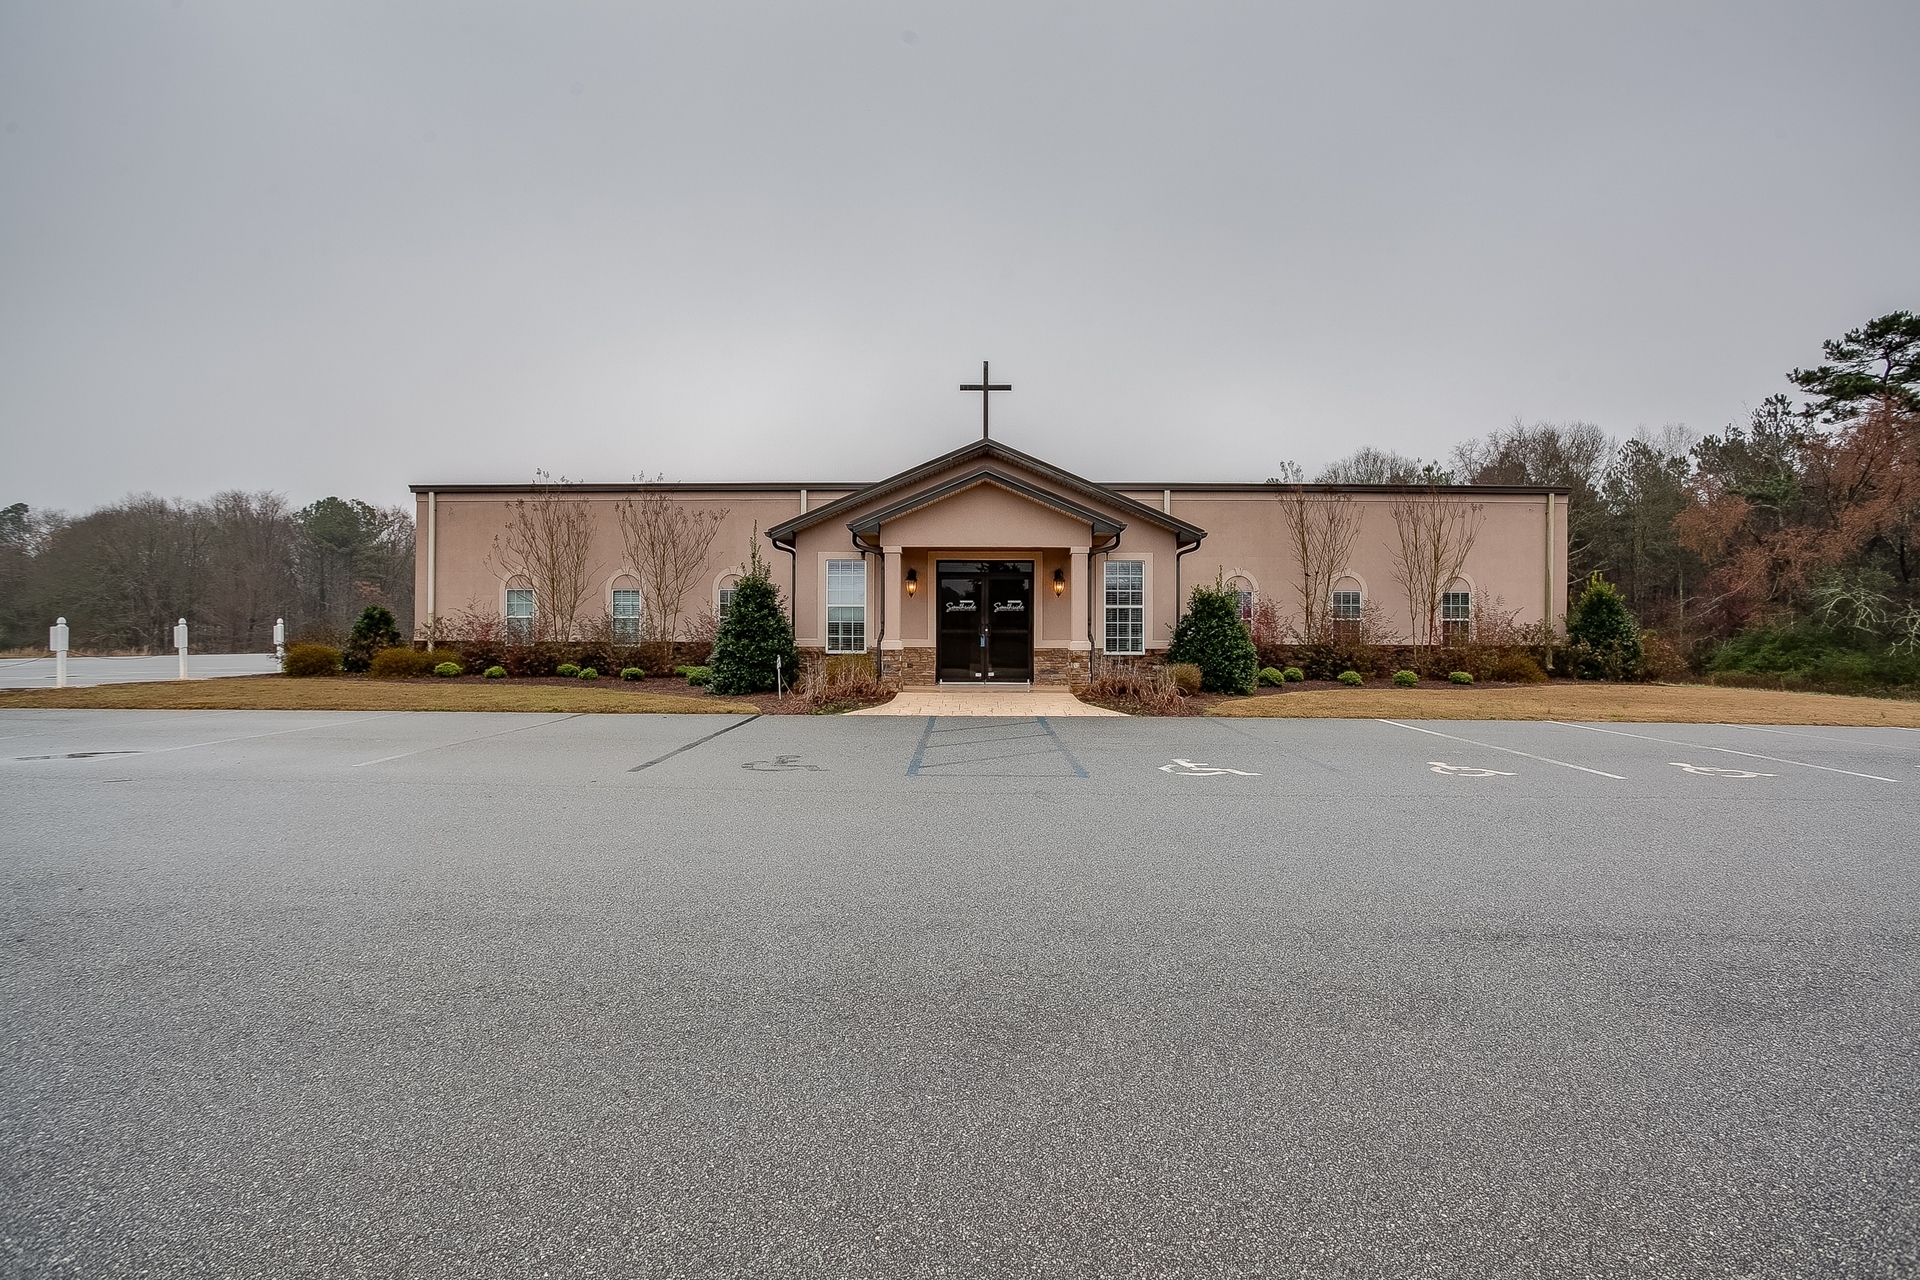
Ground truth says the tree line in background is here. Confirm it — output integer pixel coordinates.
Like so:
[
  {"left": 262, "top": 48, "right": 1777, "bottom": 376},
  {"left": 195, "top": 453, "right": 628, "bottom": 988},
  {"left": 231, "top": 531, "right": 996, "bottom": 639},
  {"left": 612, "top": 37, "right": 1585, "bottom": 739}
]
[
  {"left": 1281, "top": 310, "right": 1919, "bottom": 689},
  {"left": 0, "top": 494, "right": 414, "bottom": 653}
]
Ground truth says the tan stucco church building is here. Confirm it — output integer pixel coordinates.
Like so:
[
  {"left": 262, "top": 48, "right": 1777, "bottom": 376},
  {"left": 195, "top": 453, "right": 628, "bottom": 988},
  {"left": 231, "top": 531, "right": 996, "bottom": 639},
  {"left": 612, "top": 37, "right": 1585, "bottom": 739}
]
[{"left": 412, "top": 436, "right": 1569, "bottom": 685}]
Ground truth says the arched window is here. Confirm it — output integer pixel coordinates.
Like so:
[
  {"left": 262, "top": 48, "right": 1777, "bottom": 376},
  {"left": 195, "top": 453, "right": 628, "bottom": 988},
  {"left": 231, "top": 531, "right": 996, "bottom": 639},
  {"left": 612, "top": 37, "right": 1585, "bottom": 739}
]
[
  {"left": 1330, "top": 580, "right": 1363, "bottom": 641},
  {"left": 1226, "top": 574, "right": 1255, "bottom": 626},
  {"left": 611, "top": 575, "right": 642, "bottom": 643}
]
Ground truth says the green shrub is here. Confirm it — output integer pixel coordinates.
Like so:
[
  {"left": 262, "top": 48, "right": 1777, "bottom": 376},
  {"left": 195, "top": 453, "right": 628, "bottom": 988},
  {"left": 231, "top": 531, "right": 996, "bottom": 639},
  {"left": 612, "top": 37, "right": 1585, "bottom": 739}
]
[
  {"left": 1337, "top": 670, "right": 1364, "bottom": 686},
  {"left": 1167, "top": 662, "right": 1204, "bottom": 695},
  {"left": 1492, "top": 651, "right": 1548, "bottom": 683},
  {"left": 708, "top": 541, "right": 802, "bottom": 695},
  {"left": 1257, "top": 666, "right": 1286, "bottom": 687},
  {"left": 282, "top": 643, "right": 341, "bottom": 678},
  {"left": 433, "top": 661, "right": 463, "bottom": 678},
  {"left": 684, "top": 666, "right": 713, "bottom": 686},
  {"left": 1166, "top": 578, "right": 1259, "bottom": 694},
  {"left": 672, "top": 665, "right": 698, "bottom": 677},
  {"left": 620, "top": 667, "right": 645, "bottom": 681},
  {"left": 555, "top": 663, "right": 581, "bottom": 678},
  {"left": 1708, "top": 624, "right": 1920, "bottom": 689},
  {"left": 1565, "top": 573, "right": 1643, "bottom": 680},
  {"left": 369, "top": 646, "right": 437, "bottom": 679},
  {"left": 1392, "top": 669, "right": 1418, "bottom": 687},
  {"left": 577, "top": 667, "right": 598, "bottom": 680},
  {"left": 483, "top": 665, "right": 508, "bottom": 679},
  {"left": 1448, "top": 670, "right": 1474, "bottom": 685},
  {"left": 1282, "top": 666, "right": 1305, "bottom": 683},
  {"left": 341, "top": 605, "right": 403, "bottom": 674}
]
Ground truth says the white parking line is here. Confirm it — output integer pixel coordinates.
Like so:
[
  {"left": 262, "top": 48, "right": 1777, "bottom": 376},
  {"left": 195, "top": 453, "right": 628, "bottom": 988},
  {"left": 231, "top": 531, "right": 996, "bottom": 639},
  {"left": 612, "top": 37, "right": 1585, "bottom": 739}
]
[
  {"left": 1375, "top": 720, "right": 1627, "bottom": 779},
  {"left": 1730, "top": 725, "right": 1920, "bottom": 753},
  {"left": 353, "top": 714, "right": 580, "bottom": 766},
  {"left": 1549, "top": 722, "right": 1902, "bottom": 783}
]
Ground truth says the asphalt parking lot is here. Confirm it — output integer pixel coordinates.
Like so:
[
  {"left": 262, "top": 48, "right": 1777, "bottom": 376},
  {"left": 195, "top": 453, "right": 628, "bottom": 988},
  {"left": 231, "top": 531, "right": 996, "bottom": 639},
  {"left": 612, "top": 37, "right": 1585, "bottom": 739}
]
[{"left": 3, "top": 709, "right": 1917, "bottom": 1278}]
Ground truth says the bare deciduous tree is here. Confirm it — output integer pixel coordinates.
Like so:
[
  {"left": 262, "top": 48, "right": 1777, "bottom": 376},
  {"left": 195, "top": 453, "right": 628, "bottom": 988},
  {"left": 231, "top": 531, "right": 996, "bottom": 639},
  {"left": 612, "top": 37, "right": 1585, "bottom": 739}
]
[
  {"left": 491, "top": 476, "right": 599, "bottom": 640},
  {"left": 1389, "top": 492, "right": 1484, "bottom": 645},
  {"left": 1277, "top": 488, "right": 1361, "bottom": 639},
  {"left": 617, "top": 481, "right": 728, "bottom": 644}
]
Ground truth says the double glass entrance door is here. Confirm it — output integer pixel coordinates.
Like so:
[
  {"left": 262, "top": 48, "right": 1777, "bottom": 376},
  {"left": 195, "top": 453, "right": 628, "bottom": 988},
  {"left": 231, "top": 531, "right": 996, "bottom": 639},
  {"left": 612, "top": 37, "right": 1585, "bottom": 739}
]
[{"left": 936, "top": 560, "right": 1033, "bottom": 683}]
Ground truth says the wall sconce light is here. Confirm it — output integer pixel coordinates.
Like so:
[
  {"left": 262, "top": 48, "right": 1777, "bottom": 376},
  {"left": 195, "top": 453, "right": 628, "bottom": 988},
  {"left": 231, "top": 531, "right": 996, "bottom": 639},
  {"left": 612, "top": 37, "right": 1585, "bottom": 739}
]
[
  {"left": 905, "top": 568, "right": 918, "bottom": 596},
  {"left": 1052, "top": 568, "right": 1066, "bottom": 596}
]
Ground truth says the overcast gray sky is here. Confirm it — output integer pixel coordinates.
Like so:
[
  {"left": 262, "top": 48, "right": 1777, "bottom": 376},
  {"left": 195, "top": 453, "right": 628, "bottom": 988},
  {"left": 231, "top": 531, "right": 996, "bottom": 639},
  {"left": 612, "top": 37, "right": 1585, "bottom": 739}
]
[{"left": 2, "top": 1, "right": 1915, "bottom": 512}]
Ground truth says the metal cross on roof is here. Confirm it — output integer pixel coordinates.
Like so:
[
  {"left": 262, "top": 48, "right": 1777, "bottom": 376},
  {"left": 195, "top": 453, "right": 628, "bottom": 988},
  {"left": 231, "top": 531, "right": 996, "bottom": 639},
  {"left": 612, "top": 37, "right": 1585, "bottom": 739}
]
[{"left": 959, "top": 361, "right": 1012, "bottom": 440}]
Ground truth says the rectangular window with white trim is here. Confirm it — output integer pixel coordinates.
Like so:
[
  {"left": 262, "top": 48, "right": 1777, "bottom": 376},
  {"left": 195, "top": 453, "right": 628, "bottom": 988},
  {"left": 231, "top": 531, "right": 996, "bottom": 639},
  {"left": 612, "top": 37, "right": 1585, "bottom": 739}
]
[
  {"left": 612, "top": 589, "right": 641, "bottom": 643},
  {"left": 1442, "top": 590, "right": 1471, "bottom": 644},
  {"left": 826, "top": 559, "right": 867, "bottom": 653},
  {"left": 1104, "top": 560, "right": 1145, "bottom": 655},
  {"left": 506, "top": 588, "right": 535, "bottom": 642}
]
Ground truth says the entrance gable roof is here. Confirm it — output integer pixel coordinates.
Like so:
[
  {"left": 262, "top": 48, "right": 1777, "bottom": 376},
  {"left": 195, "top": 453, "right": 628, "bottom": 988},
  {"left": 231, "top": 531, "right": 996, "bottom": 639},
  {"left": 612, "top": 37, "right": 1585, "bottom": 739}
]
[{"left": 765, "top": 438, "right": 1205, "bottom": 546}]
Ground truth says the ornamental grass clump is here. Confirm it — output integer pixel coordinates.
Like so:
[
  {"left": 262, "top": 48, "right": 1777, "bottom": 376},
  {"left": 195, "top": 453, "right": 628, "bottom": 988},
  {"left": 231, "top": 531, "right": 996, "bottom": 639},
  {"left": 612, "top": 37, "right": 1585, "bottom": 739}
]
[
  {"left": 1392, "top": 669, "right": 1419, "bottom": 687},
  {"left": 1080, "top": 665, "right": 1185, "bottom": 715},
  {"left": 1167, "top": 663, "right": 1204, "bottom": 695},
  {"left": 1492, "top": 651, "right": 1548, "bottom": 683},
  {"left": 1166, "top": 577, "right": 1258, "bottom": 694},
  {"left": 282, "top": 643, "right": 342, "bottom": 678},
  {"left": 369, "top": 647, "right": 437, "bottom": 679},
  {"left": 708, "top": 538, "right": 801, "bottom": 695}
]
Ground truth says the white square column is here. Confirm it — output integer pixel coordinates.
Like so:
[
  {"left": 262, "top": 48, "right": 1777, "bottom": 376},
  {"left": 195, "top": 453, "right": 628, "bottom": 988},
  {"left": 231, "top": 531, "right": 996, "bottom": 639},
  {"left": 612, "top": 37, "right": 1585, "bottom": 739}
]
[{"left": 1068, "top": 546, "right": 1091, "bottom": 651}]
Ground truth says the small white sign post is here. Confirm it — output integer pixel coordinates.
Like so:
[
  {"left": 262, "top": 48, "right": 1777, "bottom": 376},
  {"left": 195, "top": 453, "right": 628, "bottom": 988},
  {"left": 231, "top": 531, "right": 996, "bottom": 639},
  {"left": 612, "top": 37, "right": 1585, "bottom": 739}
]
[
  {"left": 174, "top": 618, "right": 189, "bottom": 680},
  {"left": 273, "top": 617, "right": 286, "bottom": 664},
  {"left": 50, "top": 617, "right": 69, "bottom": 688}
]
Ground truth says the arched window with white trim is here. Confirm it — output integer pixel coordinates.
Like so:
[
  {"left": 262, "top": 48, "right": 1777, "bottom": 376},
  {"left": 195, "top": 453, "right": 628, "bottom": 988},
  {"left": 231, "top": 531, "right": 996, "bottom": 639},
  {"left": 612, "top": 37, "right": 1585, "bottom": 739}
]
[
  {"left": 505, "top": 577, "right": 535, "bottom": 642},
  {"left": 611, "top": 574, "right": 642, "bottom": 643}
]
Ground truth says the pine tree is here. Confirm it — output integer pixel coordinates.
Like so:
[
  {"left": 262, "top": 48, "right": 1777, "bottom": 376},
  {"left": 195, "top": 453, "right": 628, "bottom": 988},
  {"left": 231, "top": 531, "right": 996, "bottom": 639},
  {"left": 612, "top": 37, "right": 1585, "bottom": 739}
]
[
  {"left": 341, "top": 604, "right": 402, "bottom": 673},
  {"left": 1565, "top": 572, "right": 1643, "bottom": 680},
  {"left": 1166, "top": 576, "right": 1259, "bottom": 694},
  {"left": 708, "top": 534, "right": 799, "bottom": 695}
]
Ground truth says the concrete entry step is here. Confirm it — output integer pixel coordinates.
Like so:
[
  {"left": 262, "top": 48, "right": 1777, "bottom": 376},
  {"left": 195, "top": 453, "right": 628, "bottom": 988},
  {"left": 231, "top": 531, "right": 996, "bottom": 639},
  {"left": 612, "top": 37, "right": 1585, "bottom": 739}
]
[{"left": 846, "top": 684, "right": 1126, "bottom": 717}]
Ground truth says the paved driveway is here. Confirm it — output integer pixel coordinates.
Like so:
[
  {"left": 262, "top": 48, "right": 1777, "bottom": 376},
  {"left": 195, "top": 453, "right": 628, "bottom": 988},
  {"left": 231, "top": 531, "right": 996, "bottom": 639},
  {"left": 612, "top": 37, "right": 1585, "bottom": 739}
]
[{"left": 3, "top": 710, "right": 1916, "bottom": 1277}]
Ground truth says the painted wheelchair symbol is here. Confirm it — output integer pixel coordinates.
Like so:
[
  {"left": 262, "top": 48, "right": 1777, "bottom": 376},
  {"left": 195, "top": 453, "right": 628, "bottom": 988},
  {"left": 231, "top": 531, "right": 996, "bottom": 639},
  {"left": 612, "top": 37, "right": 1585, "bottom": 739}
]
[
  {"left": 1670, "top": 762, "right": 1776, "bottom": 778},
  {"left": 1159, "top": 758, "right": 1260, "bottom": 777},
  {"left": 1428, "top": 761, "right": 1515, "bottom": 777},
  {"left": 742, "top": 755, "right": 824, "bottom": 772}
]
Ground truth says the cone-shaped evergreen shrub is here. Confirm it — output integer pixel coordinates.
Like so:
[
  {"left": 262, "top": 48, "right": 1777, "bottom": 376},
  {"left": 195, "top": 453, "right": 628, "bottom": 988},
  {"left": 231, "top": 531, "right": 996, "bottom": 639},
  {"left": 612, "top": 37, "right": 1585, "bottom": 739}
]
[
  {"left": 1566, "top": 572, "right": 1644, "bottom": 680},
  {"left": 1166, "top": 578, "right": 1258, "bottom": 694},
  {"left": 342, "top": 605, "right": 402, "bottom": 672},
  {"left": 709, "top": 538, "right": 799, "bottom": 695}
]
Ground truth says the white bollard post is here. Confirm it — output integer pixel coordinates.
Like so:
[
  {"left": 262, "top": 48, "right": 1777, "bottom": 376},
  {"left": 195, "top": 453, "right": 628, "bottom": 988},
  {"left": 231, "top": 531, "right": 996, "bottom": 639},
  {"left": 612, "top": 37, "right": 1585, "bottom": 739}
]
[
  {"left": 174, "top": 618, "right": 189, "bottom": 680},
  {"left": 273, "top": 617, "right": 286, "bottom": 665},
  {"left": 50, "top": 617, "right": 69, "bottom": 689}
]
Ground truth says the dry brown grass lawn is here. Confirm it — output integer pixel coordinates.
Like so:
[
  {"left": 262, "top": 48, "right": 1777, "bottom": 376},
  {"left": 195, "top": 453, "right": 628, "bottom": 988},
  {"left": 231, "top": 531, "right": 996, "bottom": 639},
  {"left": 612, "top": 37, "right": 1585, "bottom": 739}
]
[
  {"left": 1208, "top": 681, "right": 1920, "bottom": 726},
  {"left": 0, "top": 677, "right": 757, "bottom": 715}
]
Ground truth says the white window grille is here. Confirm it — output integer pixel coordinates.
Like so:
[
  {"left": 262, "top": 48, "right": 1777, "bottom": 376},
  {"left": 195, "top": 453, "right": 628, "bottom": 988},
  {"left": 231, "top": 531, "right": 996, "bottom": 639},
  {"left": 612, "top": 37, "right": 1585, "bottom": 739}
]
[
  {"left": 1442, "top": 590, "right": 1471, "bottom": 644},
  {"left": 1330, "top": 590, "right": 1362, "bottom": 621},
  {"left": 506, "top": 588, "right": 535, "bottom": 641},
  {"left": 1105, "top": 560, "right": 1145, "bottom": 655},
  {"left": 612, "top": 589, "right": 641, "bottom": 643},
  {"left": 826, "top": 559, "right": 866, "bottom": 653}
]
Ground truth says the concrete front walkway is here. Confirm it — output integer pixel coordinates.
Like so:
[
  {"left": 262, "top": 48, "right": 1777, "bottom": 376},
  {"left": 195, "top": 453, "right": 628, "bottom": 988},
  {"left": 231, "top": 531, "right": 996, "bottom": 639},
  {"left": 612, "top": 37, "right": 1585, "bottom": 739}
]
[{"left": 847, "top": 684, "right": 1128, "bottom": 717}]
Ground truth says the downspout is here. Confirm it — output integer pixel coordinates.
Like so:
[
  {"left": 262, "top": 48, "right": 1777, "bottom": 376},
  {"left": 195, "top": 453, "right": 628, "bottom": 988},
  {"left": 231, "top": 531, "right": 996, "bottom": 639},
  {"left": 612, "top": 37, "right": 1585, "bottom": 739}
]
[
  {"left": 425, "top": 490, "right": 436, "bottom": 650},
  {"left": 1174, "top": 532, "right": 1201, "bottom": 622},
  {"left": 1089, "top": 528, "right": 1120, "bottom": 668},
  {"left": 1543, "top": 491, "right": 1555, "bottom": 671},
  {"left": 772, "top": 531, "right": 798, "bottom": 633}
]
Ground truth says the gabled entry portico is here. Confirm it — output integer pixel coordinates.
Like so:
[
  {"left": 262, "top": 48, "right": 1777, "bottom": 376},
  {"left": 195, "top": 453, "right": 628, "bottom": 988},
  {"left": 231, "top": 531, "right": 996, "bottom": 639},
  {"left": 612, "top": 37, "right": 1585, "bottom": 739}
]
[{"left": 767, "top": 440, "right": 1206, "bottom": 687}]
